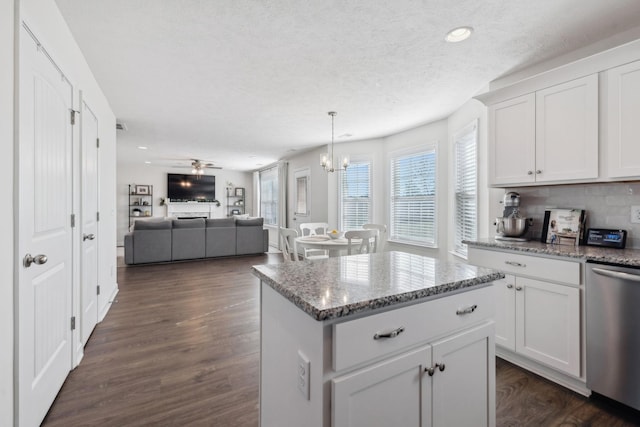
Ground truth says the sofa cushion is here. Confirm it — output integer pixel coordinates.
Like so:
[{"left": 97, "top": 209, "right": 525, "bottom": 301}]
[
  {"left": 206, "top": 218, "right": 236, "bottom": 228},
  {"left": 172, "top": 218, "right": 205, "bottom": 229},
  {"left": 133, "top": 218, "right": 173, "bottom": 230},
  {"left": 236, "top": 218, "right": 264, "bottom": 227}
]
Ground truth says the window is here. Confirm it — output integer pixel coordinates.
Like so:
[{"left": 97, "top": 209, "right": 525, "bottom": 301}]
[
  {"left": 259, "top": 166, "right": 278, "bottom": 226},
  {"left": 339, "top": 161, "right": 371, "bottom": 231},
  {"left": 390, "top": 146, "right": 437, "bottom": 247},
  {"left": 453, "top": 120, "right": 478, "bottom": 258},
  {"left": 294, "top": 169, "right": 310, "bottom": 216}
]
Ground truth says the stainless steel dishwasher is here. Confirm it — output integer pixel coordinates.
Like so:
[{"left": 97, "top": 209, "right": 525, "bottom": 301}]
[{"left": 586, "top": 262, "right": 640, "bottom": 410}]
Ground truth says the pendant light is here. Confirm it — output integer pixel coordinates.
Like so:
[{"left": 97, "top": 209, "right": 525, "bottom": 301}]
[{"left": 320, "top": 111, "right": 349, "bottom": 172}]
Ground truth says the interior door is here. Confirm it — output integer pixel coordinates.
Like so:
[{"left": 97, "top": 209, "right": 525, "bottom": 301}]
[
  {"left": 81, "top": 98, "right": 99, "bottom": 345},
  {"left": 18, "top": 27, "right": 74, "bottom": 426}
]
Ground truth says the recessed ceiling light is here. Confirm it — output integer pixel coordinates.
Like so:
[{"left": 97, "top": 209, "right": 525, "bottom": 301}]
[
  {"left": 137, "top": 146, "right": 148, "bottom": 150},
  {"left": 144, "top": 161, "right": 151, "bottom": 164},
  {"left": 445, "top": 26, "right": 473, "bottom": 43}
]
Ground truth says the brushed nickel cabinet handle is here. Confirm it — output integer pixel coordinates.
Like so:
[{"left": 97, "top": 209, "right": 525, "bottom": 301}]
[
  {"left": 456, "top": 304, "right": 478, "bottom": 315},
  {"left": 505, "top": 261, "right": 526, "bottom": 267},
  {"left": 373, "top": 326, "right": 405, "bottom": 340}
]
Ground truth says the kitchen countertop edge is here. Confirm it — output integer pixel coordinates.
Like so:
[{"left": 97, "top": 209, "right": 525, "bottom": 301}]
[{"left": 464, "top": 239, "right": 640, "bottom": 267}]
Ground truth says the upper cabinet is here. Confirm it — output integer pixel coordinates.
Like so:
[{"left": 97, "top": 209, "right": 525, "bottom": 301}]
[
  {"left": 488, "top": 74, "right": 599, "bottom": 187},
  {"left": 606, "top": 60, "right": 640, "bottom": 179}
]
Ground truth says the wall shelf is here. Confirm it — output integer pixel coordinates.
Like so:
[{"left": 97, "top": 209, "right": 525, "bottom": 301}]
[
  {"left": 129, "top": 184, "right": 153, "bottom": 227},
  {"left": 227, "top": 187, "right": 245, "bottom": 217}
]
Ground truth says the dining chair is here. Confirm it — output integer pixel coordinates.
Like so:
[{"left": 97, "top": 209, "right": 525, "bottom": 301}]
[
  {"left": 345, "top": 229, "right": 379, "bottom": 255},
  {"left": 363, "top": 224, "right": 387, "bottom": 252},
  {"left": 299, "top": 222, "right": 330, "bottom": 260},
  {"left": 279, "top": 227, "right": 300, "bottom": 262}
]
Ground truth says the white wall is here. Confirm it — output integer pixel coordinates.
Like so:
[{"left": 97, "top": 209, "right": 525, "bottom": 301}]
[
  {"left": 116, "top": 164, "right": 253, "bottom": 244},
  {"left": 1, "top": 0, "right": 14, "bottom": 423}
]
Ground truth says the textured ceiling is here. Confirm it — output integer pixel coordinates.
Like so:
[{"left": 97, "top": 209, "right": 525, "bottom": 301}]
[{"left": 55, "top": 0, "right": 640, "bottom": 171}]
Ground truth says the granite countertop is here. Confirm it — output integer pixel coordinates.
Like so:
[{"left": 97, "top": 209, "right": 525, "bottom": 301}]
[
  {"left": 464, "top": 238, "right": 640, "bottom": 267},
  {"left": 252, "top": 251, "right": 504, "bottom": 321}
]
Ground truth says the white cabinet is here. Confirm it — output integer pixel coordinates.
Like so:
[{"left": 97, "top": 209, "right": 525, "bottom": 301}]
[
  {"left": 260, "top": 283, "right": 496, "bottom": 427},
  {"left": 493, "top": 274, "right": 580, "bottom": 377},
  {"left": 488, "top": 74, "right": 599, "bottom": 186},
  {"left": 332, "top": 323, "right": 495, "bottom": 427},
  {"left": 606, "top": 59, "right": 640, "bottom": 178},
  {"left": 489, "top": 94, "right": 536, "bottom": 186}
]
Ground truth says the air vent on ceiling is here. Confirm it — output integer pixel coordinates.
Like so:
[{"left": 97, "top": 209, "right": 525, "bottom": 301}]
[{"left": 115, "top": 122, "right": 128, "bottom": 131}]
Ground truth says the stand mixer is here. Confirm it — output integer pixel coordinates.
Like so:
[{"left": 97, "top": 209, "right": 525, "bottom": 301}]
[{"left": 495, "top": 192, "right": 532, "bottom": 241}]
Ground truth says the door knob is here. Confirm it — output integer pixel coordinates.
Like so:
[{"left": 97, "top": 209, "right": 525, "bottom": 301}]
[
  {"left": 23, "top": 253, "right": 48, "bottom": 268},
  {"left": 83, "top": 233, "right": 96, "bottom": 241}
]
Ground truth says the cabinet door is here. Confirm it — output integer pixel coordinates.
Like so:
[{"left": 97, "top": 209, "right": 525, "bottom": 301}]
[
  {"left": 607, "top": 60, "right": 640, "bottom": 178},
  {"left": 493, "top": 276, "right": 516, "bottom": 350},
  {"left": 488, "top": 94, "right": 536, "bottom": 186},
  {"left": 332, "top": 346, "right": 431, "bottom": 427},
  {"left": 431, "top": 322, "right": 495, "bottom": 427},
  {"left": 535, "top": 74, "right": 598, "bottom": 182},
  {"left": 515, "top": 277, "right": 580, "bottom": 377}
]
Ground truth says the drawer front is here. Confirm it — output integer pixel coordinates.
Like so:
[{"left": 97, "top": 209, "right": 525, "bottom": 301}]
[
  {"left": 332, "top": 285, "right": 494, "bottom": 371},
  {"left": 468, "top": 248, "right": 581, "bottom": 286}
]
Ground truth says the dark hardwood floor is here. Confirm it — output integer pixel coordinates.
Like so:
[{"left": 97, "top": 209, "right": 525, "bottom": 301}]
[{"left": 43, "top": 254, "right": 640, "bottom": 426}]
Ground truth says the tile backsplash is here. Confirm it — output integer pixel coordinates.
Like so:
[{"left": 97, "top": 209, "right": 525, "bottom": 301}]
[{"left": 506, "top": 182, "right": 640, "bottom": 249}]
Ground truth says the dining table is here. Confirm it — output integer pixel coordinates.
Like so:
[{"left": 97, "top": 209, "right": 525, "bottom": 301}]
[{"left": 294, "top": 235, "right": 359, "bottom": 257}]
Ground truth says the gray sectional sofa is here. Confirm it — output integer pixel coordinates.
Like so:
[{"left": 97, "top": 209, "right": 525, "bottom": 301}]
[{"left": 124, "top": 217, "right": 268, "bottom": 265}]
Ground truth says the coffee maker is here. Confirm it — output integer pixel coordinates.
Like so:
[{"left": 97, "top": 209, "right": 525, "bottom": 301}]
[{"left": 495, "top": 192, "right": 531, "bottom": 241}]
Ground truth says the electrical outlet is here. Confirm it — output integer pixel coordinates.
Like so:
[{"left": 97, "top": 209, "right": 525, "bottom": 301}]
[
  {"left": 631, "top": 206, "right": 640, "bottom": 224},
  {"left": 297, "top": 350, "right": 310, "bottom": 400}
]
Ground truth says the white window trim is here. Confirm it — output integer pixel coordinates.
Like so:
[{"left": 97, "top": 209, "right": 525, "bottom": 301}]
[
  {"left": 338, "top": 157, "right": 372, "bottom": 231},
  {"left": 293, "top": 167, "right": 310, "bottom": 217},
  {"left": 388, "top": 143, "right": 438, "bottom": 248},
  {"left": 450, "top": 119, "right": 478, "bottom": 259}
]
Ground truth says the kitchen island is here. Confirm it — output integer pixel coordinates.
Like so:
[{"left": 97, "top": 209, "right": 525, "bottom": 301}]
[{"left": 252, "top": 251, "right": 503, "bottom": 427}]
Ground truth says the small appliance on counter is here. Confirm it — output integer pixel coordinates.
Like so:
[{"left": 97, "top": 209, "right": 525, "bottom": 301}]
[{"left": 494, "top": 192, "right": 533, "bottom": 242}]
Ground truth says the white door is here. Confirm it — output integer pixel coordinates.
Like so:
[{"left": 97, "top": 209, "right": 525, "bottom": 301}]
[
  {"left": 515, "top": 277, "right": 580, "bottom": 376},
  {"left": 18, "top": 28, "right": 74, "bottom": 426},
  {"left": 81, "top": 98, "right": 99, "bottom": 345},
  {"left": 431, "top": 323, "right": 495, "bottom": 427},
  {"left": 535, "top": 74, "right": 599, "bottom": 182},
  {"left": 488, "top": 93, "right": 536, "bottom": 186},
  {"left": 493, "top": 275, "right": 516, "bottom": 350},
  {"left": 332, "top": 346, "right": 431, "bottom": 427}
]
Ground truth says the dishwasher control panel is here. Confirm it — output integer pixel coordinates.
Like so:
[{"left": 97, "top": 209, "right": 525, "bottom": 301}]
[{"left": 586, "top": 228, "right": 627, "bottom": 249}]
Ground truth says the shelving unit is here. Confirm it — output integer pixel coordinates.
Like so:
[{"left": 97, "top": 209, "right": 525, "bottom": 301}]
[
  {"left": 226, "top": 187, "right": 245, "bottom": 217},
  {"left": 129, "top": 184, "right": 153, "bottom": 227}
]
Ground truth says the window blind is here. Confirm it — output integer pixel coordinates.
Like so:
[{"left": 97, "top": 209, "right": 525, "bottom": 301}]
[
  {"left": 339, "top": 161, "right": 371, "bottom": 231},
  {"left": 390, "top": 148, "right": 437, "bottom": 247},
  {"left": 453, "top": 122, "right": 478, "bottom": 257},
  {"left": 259, "top": 166, "right": 278, "bottom": 225}
]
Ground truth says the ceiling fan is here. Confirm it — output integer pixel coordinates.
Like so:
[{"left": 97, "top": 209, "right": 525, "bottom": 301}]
[{"left": 170, "top": 159, "right": 222, "bottom": 175}]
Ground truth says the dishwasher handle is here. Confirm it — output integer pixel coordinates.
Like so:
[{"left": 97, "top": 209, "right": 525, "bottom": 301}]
[{"left": 592, "top": 267, "right": 640, "bottom": 283}]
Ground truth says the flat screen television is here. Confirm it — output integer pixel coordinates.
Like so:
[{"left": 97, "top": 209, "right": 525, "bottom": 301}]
[{"left": 167, "top": 173, "right": 216, "bottom": 202}]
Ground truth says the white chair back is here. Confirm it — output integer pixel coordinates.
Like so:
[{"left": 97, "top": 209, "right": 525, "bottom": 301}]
[
  {"left": 299, "top": 222, "right": 329, "bottom": 236},
  {"left": 345, "top": 229, "right": 379, "bottom": 255},
  {"left": 363, "top": 224, "right": 387, "bottom": 252},
  {"left": 280, "top": 227, "right": 299, "bottom": 262},
  {"left": 299, "top": 222, "right": 330, "bottom": 259}
]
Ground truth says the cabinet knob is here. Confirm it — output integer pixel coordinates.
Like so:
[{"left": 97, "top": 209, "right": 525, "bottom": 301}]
[
  {"left": 425, "top": 363, "right": 445, "bottom": 376},
  {"left": 515, "top": 286, "right": 523, "bottom": 291},
  {"left": 506, "top": 284, "right": 514, "bottom": 289},
  {"left": 536, "top": 170, "right": 542, "bottom": 174},
  {"left": 527, "top": 170, "right": 533, "bottom": 175}
]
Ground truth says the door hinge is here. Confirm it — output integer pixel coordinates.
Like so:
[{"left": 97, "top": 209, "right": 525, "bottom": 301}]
[
  {"left": 97, "top": 285, "right": 101, "bottom": 295},
  {"left": 96, "top": 137, "right": 100, "bottom": 148},
  {"left": 71, "top": 316, "right": 76, "bottom": 331},
  {"left": 71, "top": 214, "right": 76, "bottom": 228},
  {"left": 70, "top": 109, "right": 79, "bottom": 125}
]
